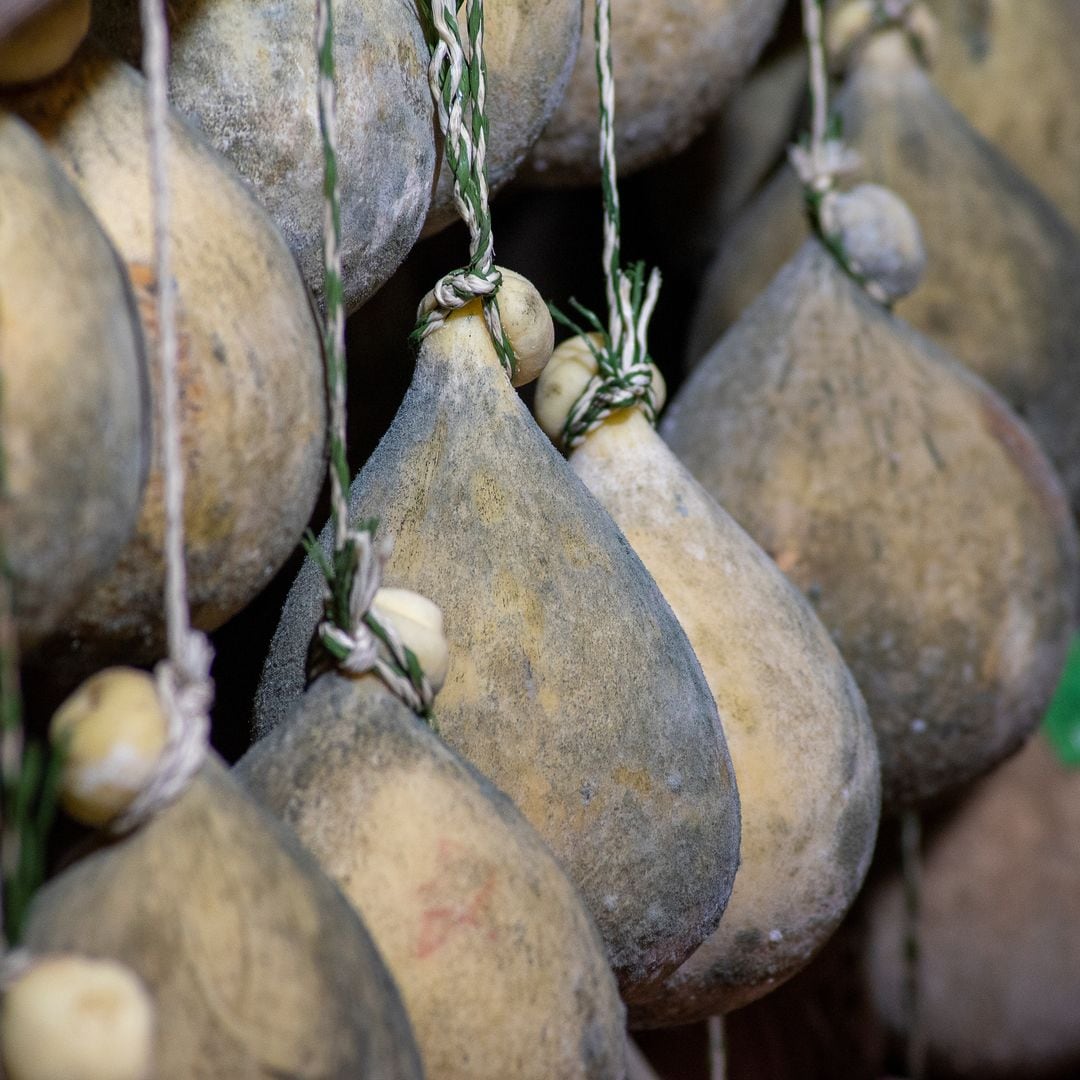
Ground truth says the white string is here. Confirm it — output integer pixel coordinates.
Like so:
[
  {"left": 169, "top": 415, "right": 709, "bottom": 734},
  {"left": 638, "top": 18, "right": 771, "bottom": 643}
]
[
  {"left": 789, "top": 0, "right": 862, "bottom": 193},
  {"left": 130, "top": 0, "right": 212, "bottom": 829},
  {"left": 315, "top": 531, "right": 435, "bottom": 716}
]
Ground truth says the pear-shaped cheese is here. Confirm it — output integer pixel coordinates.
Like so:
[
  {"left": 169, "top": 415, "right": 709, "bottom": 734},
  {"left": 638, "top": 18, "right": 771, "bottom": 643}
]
[
  {"left": 555, "top": 404, "right": 880, "bottom": 1021},
  {"left": 928, "top": 0, "right": 1080, "bottom": 234},
  {"left": 422, "top": 0, "right": 583, "bottom": 235},
  {"left": 664, "top": 239, "right": 1079, "bottom": 810},
  {"left": 0, "top": 114, "right": 147, "bottom": 651},
  {"left": 524, "top": 0, "right": 786, "bottom": 184},
  {"left": 7, "top": 44, "right": 325, "bottom": 673},
  {"left": 866, "top": 733, "right": 1080, "bottom": 1078},
  {"left": 238, "top": 672, "right": 626, "bottom": 1079},
  {"left": 21, "top": 754, "right": 424, "bottom": 1079},
  {"left": 256, "top": 306, "right": 741, "bottom": 1002},
  {"left": 90, "top": 0, "right": 435, "bottom": 311},
  {"left": 687, "top": 28, "right": 1080, "bottom": 528}
]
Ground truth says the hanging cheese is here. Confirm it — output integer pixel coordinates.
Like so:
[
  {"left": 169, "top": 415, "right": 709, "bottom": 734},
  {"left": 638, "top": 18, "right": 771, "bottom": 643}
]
[
  {"left": 255, "top": 294, "right": 741, "bottom": 1003},
  {"left": 239, "top": 668, "right": 627, "bottom": 1079},
  {"left": 535, "top": 335, "right": 880, "bottom": 1021},
  {"left": 866, "top": 733, "right": 1080, "bottom": 1077},
  {"left": 6, "top": 44, "right": 326, "bottom": 676},
  {"left": 90, "top": 0, "right": 435, "bottom": 312},
  {"left": 0, "top": 0, "right": 88, "bottom": 84},
  {"left": 524, "top": 0, "right": 787, "bottom": 185},
  {"left": 21, "top": 753, "right": 424, "bottom": 1079},
  {"left": 686, "top": 24, "right": 1080, "bottom": 531},
  {"left": 928, "top": 0, "right": 1080, "bottom": 234},
  {"left": 665, "top": 235, "right": 1079, "bottom": 810},
  {"left": 0, "top": 113, "right": 147, "bottom": 652}
]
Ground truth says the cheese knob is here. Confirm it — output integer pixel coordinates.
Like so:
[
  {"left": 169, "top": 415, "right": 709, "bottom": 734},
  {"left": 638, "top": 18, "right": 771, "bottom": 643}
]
[
  {"left": 535, "top": 333, "right": 667, "bottom": 448},
  {"left": 496, "top": 268, "right": 555, "bottom": 388},
  {"left": 0, "top": 955, "right": 155, "bottom": 1080},
  {"left": 50, "top": 667, "right": 167, "bottom": 828},
  {"left": 819, "top": 182, "right": 927, "bottom": 303},
  {"left": 370, "top": 587, "right": 450, "bottom": 694}
]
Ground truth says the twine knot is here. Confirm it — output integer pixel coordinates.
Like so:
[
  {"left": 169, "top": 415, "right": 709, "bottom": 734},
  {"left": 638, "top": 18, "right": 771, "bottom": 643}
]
[
  {"left": 788, "top": 138, "right": 862, "bottom": 195},
  {"left": 560, "top": 264, "right": 662, "bottom": 450},
  {"left": 414, "top": 265, "right": 517, "bottom": 378},
  {"left": 315, "top": 529, "right": 436, "bottom": 717},
  {"left": 110, "top": 630, "right": 213, "bottom": 835}
]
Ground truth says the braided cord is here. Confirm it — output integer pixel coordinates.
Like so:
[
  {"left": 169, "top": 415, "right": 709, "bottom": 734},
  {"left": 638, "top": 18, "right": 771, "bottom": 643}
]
[
  {"left": 306, "top": 0, "right": 434, "bottom": 719},
  {"left": 554, "top": 0, "right": 662, "bottom": 452},
  {"left": 412, "top": 0, "right": 516, "bottom": 379}
]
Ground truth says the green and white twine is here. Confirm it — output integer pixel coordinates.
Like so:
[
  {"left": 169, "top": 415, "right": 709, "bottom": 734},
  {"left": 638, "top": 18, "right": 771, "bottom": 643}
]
[
  {"left": 308, "top": 0, "right": 434, "bottom": 720},
  {"left": 790, "top": 0, "right": 901, "bottom": 299},
  {"left": 554, "top": 0, "right": 662, "bottom": 452},
  {"left": 412, "top": 0, "right": 516, "bottom": 380}
]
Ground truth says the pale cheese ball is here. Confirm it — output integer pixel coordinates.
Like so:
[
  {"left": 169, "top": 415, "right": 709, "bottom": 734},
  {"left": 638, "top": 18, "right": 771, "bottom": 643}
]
[
  {"left": 535, "top": 333, "right": 666, "bottom": 447},
  {"left": 432, "top": 268, "right": 555, "bottom": 388},
  {"left": 370, "top": 587, "right": 450, "bottom": 693},
  {"left": 50, "top": 667, "right": 167, "bottom": 828},
  {"left": 0, "top": 0, "right": 89, "bottom": 85},
  {"left": 0, "top": 955, "right": 154, "bottom": 1080},
  {"left": 495, "top": 268, "right": 556, "bottom": 387},
  {"left": 818, "top": 182, "right": 926, "bottom": 303}
]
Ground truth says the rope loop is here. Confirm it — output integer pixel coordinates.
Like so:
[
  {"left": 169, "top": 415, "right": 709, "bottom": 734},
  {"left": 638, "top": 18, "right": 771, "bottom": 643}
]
[
  {"left": 313, "top": 527, "right": 436, "bottom": 719},
  {"left": 110, "top": 631, "right": 213, "bottom": 834},
  {"left": 556, "top": 264, "right": 662, "bottom": 450},
  {"left": 552, "top": 0, "right": 664, "bottom": 451}
]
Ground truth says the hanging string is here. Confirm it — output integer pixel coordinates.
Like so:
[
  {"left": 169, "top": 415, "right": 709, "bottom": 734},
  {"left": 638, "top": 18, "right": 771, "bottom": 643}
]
[
  {"left": 411, "top": 0, "right": 517, "bottom": 380},
  {"left": 109, "top": 0, "right": 215, "bottom": 836},
  {"left": 790, "top": 0, "right": 908, "bottom": 300},
  {"left": 306, "top": 0, "right": 435, "bottom": 720},
  {"left": 790, "top": 0, "right": 862, "bottom": 196},
  {"left": 551, "top": 0, "right": 662, "bottom": 452}
]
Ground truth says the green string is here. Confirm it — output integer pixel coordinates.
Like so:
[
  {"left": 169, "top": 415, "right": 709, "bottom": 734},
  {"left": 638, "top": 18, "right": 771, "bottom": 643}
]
[
  {"left": 550, "top": 0, "right": 662, "bottom": 451},
  {"left": 305, "top": 0, "right": 433, "bottom": 721},
  {"left": 411, "top": 0, "right": 517, "bottom": 379}
]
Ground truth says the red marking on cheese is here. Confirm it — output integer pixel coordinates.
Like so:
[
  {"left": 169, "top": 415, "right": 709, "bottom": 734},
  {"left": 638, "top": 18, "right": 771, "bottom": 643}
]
[{"left": 415, "top": 839, "right": 498, "bottom": 959}]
